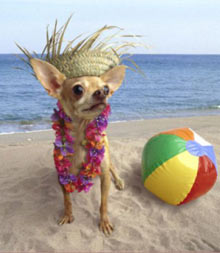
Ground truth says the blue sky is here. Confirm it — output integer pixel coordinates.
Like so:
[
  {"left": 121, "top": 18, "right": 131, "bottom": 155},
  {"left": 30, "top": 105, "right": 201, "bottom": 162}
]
[{"left": 1, "top": 0, "right": 220, "bottom": 54}]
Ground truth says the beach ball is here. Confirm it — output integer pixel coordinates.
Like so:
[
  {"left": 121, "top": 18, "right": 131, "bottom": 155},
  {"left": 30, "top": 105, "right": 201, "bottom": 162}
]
[{"left": 141, "top": 128, "right": 218, "bottom": 205}]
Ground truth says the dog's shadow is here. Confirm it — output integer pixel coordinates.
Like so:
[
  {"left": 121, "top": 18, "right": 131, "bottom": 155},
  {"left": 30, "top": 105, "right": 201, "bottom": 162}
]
[{"left": 125, "top": 162, "right": 163, "bottom": 207}]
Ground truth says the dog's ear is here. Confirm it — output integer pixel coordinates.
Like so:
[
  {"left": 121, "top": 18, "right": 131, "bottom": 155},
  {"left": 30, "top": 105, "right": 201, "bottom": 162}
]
[
  {"left": 100, "top": 65, "right": 126, "bottom": 96},
  {"left": 30, "top": 58, "right": 66, "bottom": 98}
]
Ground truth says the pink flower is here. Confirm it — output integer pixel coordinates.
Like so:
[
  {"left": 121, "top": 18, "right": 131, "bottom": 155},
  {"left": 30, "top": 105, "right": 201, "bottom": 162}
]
[{"left": 65, "top": 131, "right": 75, "bottom": 143}]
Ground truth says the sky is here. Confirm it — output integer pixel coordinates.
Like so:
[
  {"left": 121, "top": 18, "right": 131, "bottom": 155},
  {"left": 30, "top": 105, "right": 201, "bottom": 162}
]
[{"left": 1, "top": 0, "right": 220, "bottom": 54}]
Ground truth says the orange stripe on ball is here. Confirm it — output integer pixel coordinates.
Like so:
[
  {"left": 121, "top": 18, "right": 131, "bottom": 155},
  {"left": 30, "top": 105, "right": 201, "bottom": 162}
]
[{"left": 161, "top": 128, "right": 194, "bottom": 141}]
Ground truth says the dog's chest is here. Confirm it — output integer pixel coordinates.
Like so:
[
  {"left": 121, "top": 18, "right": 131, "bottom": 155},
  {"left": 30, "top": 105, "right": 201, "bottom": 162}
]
[
  {"left": 68, "top": 129, "right": 110, "bottom": 176},
  {"left": 68, "top": 131, "right": 87, "bottom": 175}
]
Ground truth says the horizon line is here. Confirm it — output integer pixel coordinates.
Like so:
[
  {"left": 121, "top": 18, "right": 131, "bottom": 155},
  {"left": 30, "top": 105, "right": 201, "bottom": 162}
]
[{"left": 1, "top": 52, "right": 220, "bottom": 56}]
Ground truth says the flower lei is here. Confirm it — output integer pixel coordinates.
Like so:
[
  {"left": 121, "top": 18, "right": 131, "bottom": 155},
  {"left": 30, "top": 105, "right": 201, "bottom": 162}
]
[{"left": 51, "top": 101, "right": 111, "bottom": 193}]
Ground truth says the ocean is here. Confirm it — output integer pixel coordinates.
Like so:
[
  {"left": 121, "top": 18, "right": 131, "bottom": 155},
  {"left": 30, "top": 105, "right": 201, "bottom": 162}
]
[{"left": 0, "top": 54, "right": 220, "bottom": 134}]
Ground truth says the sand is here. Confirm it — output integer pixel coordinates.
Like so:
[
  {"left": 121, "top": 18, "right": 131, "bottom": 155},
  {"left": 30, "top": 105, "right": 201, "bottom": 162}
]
[{"left": 0, "top": 115, "right": 220, "bottom": 252}]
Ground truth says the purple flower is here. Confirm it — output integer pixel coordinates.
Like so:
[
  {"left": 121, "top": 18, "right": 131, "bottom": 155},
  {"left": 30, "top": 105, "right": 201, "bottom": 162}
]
[
  {"left": 88, "top": 147, "right": 105, "bottom": 165},
  {"left": 59, "top": 175, "right": 69, "bottom": 185},
  {"left": 51, "top": 109, "right": 60, "bottom": 121},
  {"left": 80, "top": 175, "right": 89, "bottom": 184},
  {"left": 69, "top": 174, "right": 77, "bottom": 182},
  {"left": 56, "top": 108, "right": 72, "bottom": 122},
  {"left": 54, "top": 136, "right": 74, "bottom": 155},
  {"left": 80, "top": 176, "right": 93, "bottom": 192},
  {"left": 54, "top": 137, "right": 63, "bottom": 147},
  {"left": 61, "top": 148, "right": 67, "bottom": 156},
  {"left": 54, "top": 138, "right": 68, "bottom": 156},
  {"left": 89, "top": 147, "right": 104, "bottom": 158},
  {"left": 59, "top": 174, "right": 78, "bottom": 185},
  {"left": 96, "top": 115, "right": 107, "bottom": 130},
  {"left": 89, "top": 148, "right": 98, "bottom": 158},
  {"left": 66, "top": 143, "right": 74, "bottom": 154}
]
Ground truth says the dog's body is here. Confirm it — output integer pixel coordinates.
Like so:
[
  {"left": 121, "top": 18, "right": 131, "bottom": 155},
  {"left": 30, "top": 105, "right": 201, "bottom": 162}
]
[{"left": 31, "top": 59, "right": 125, "bottom": 235}]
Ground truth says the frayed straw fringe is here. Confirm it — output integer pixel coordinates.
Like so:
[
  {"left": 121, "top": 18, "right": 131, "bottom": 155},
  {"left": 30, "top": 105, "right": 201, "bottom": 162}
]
[{"left": 16, "top": 15, "right": 146, "bottom": 78}]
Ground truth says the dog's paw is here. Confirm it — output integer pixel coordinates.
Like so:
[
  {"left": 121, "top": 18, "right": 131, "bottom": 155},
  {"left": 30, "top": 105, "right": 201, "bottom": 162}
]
[
  {"left": 114, "top": 178, "right": 125, "bottom": 190},
  {"left": 99, "top": 217, "right": 114, "bottom": 236},
  {"left": 58, "top": 214, "right": 74, "bottom": 226}
]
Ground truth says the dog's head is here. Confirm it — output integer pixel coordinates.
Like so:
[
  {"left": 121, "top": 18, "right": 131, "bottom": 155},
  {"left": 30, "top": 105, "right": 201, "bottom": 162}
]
[{"left": 31, "top": 58, "right": 126, "bottom": 120}]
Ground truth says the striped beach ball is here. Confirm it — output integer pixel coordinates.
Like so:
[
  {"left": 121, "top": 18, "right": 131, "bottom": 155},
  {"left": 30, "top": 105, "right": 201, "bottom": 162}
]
[{"left": 141, "top": 128, "right": 218, "bottom": 205}]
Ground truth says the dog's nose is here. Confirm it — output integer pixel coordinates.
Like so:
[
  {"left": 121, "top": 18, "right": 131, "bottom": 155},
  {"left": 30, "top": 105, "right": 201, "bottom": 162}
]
[
  {"left": 93, "top": 89, "right": 106, "bottom": 100},
  {"left": 93, "top": 86, "right": 109, "bottom": 100}
]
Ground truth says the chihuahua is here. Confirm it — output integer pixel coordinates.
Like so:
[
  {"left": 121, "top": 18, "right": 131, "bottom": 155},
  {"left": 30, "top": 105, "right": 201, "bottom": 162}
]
[{"left": 30, "top": 58, "right": 125, "bottom": 235}]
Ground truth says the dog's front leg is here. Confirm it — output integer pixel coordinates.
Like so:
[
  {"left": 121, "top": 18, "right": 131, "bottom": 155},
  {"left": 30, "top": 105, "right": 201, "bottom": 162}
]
[
  {"left": 58, "top": 183, "right": 74, "bottom": 225},
  {"left": 110, "top": 162, "right": 125, "bottom": 190},
  {"left": 99, "top": 171, "right": 113, "bottom": 235}
]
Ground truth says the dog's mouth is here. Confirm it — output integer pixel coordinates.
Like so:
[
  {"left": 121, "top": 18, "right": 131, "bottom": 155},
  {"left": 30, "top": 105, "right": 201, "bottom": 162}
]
[{"left": 83, "top": 102, "right": 106, "bottom": 112}]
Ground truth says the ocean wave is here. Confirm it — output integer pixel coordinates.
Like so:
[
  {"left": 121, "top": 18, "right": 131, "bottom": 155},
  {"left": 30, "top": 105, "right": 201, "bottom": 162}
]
[
  {"left": 212, "top": 105, "right": 220, "bottom": 109},
  {"left": 0, "top": 129, "right": 51, "bottom": 135},
  {"left": 0, "top": 119, "right": 51, "bottom": 134}
]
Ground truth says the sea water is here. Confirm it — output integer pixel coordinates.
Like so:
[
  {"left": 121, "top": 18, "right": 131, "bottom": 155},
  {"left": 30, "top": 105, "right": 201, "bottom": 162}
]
[{"left": 0, "top": 54, "right": 220, "bottom": 133}]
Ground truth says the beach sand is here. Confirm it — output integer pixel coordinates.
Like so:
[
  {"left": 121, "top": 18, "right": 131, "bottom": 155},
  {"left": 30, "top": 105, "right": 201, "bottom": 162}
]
[{"left": 0, "top": 115, "right": 220, "bottom": 252}]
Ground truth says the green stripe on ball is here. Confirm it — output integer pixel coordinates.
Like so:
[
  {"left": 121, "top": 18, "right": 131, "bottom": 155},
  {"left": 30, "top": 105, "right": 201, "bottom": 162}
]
[{"left": 141, "top": 134, "right": 187, "bottom": 183}]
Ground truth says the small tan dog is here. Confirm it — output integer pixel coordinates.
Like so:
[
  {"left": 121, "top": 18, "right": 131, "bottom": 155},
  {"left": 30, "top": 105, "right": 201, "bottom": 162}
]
[
  {"left": 30, "top": 58, "right": 125, "bottom": 235},
  {"left": 17, "top": 17, "right": 141, "bottom": 235}
]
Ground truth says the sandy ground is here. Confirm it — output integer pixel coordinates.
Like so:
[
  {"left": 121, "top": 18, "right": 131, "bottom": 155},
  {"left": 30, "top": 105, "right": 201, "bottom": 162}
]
[{"left": 0, "top": 115, "right": 220, "bottom": 252}]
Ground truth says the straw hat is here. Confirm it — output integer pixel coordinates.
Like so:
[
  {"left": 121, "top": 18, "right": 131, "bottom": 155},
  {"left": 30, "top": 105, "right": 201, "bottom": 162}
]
[{"left": 16, "top": 16, "right": 144, "bottom": 78}]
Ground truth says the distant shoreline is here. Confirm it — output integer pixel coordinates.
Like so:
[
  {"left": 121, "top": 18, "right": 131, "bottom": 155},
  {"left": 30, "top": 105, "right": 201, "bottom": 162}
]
[
  {"left": 1, "top": 53, "right": 220, "bottom": 56},
  {"left": 1, "top": 114, "right": 220, "bottom": 145},
  {"left": 1, "top": 111, "right": 220, "bottom": 135}
]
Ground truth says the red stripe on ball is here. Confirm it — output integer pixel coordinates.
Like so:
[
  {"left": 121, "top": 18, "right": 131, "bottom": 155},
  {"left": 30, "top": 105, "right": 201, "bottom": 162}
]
[{"left": 178, "top": 155, "right": 217, "bottom": 205}]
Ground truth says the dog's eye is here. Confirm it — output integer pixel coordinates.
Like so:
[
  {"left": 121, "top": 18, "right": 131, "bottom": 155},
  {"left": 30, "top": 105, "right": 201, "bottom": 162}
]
[
  {"left": 103, "top": 85, "right": 109, "bottom": 95},
  {"left": 72, "top": 85, "right": 84, "bottom": 96}
]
